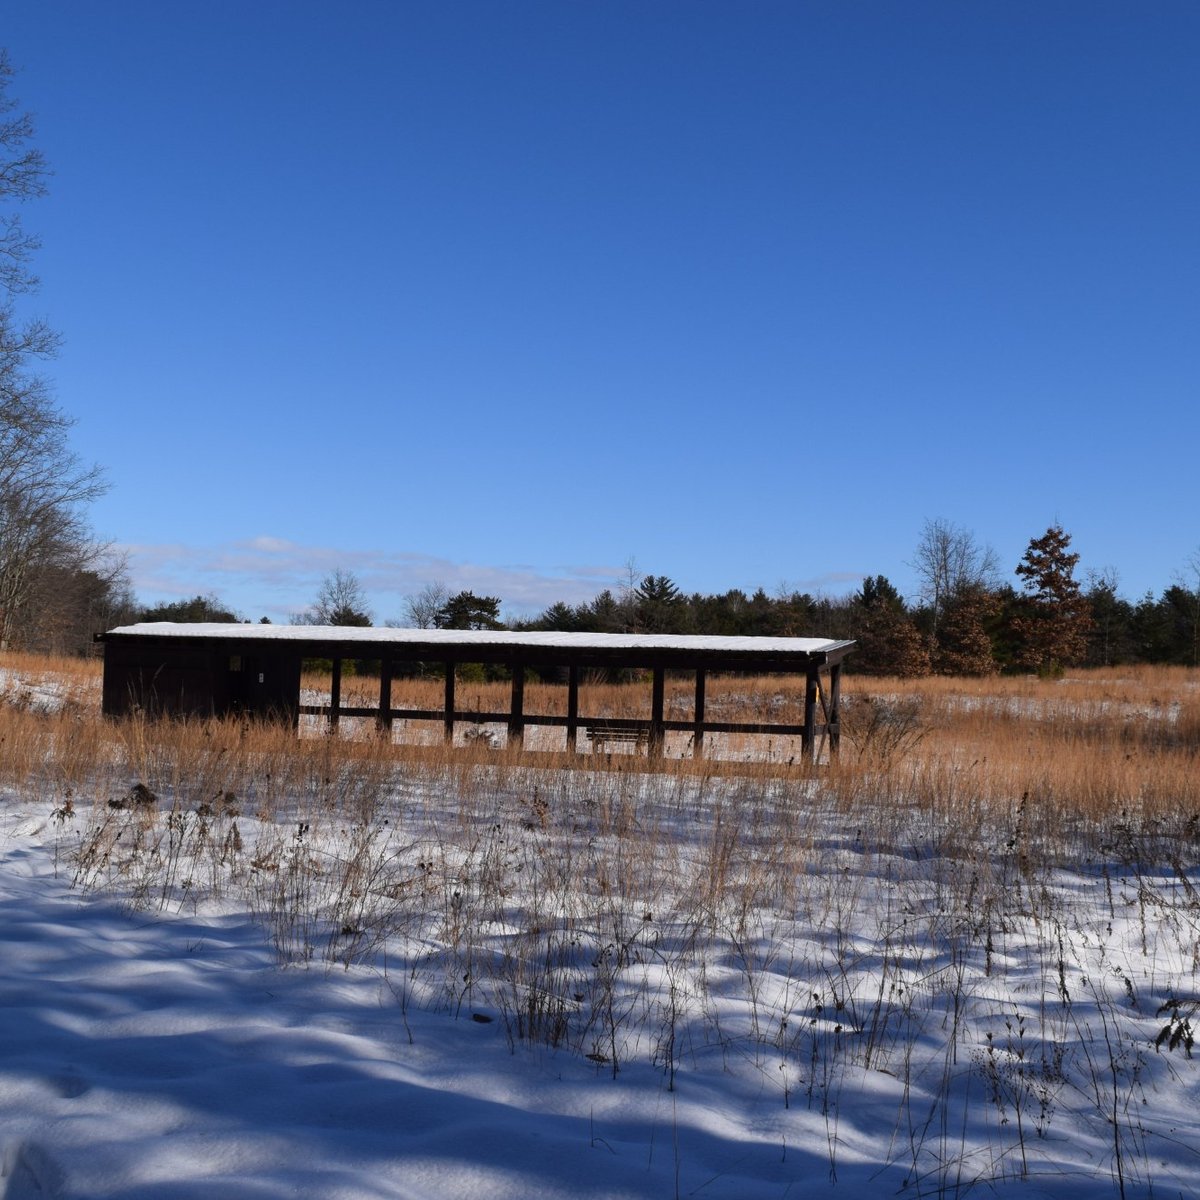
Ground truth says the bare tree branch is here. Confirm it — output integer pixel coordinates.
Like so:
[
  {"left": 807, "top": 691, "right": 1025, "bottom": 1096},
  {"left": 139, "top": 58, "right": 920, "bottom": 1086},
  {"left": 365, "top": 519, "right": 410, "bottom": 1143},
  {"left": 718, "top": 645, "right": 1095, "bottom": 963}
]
[
  {"left": 0, "top": 52, "right": 108, "bottom": 648},
  {"left": 400, "top": 580, "right": 449, "bottom": 629},
  {"left": 910, "top": 518, "right": 998, "bottom": 640}
]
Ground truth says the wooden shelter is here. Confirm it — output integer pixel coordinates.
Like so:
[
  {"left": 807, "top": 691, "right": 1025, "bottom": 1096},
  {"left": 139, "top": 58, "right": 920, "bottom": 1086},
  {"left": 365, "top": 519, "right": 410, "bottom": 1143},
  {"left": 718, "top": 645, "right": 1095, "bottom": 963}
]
[{"left": 99, "top": 624, "right": 855, "bottom": 762}]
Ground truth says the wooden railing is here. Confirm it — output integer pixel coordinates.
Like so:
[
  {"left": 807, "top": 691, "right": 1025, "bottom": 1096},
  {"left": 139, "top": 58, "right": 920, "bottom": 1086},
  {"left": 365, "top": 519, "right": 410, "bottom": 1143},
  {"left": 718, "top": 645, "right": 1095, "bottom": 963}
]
[{"left": 297, "top": 659, "right": 843, "bottom": 763}]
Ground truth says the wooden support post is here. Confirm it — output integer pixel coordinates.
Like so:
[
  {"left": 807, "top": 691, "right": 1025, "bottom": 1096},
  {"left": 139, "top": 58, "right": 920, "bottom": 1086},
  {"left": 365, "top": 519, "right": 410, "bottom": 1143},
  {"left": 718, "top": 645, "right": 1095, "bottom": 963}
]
[
  {"left": 377, "top": 659, "right": 393, "bottom": 737},
  {"left": 444, "top": 662, "right": 455, "bottom": 744},
  {"left": 693, "top": 669, "right": 706, "bottom": 759},
  {"left": 650, "top": 666, "right": 665, "bottom": 757},
  {"left": 329, "top": 658, "right": 342, "bottom": 733},
  {"left": 828, "top": 663, "right": 842, "bottom": 759},
  {"left": 509, "top": 665, "right": 525, "bottom": 749},
  {"left": 566, "top": 664, "right": 579, "bottom": 752},
  {"left": 803, "top": 666, "right": 818, "bottom": 763}
]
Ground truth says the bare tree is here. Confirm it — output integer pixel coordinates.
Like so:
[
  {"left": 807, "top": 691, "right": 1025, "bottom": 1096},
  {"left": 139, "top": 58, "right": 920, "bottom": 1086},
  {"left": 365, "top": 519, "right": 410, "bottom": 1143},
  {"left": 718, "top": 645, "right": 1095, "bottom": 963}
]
[
  {"left": 0, "top": 53, "right": 108, "bottom": 648},
  {"left": 297, "top": 568, "right": 372, "bottom": 626},
  {"left": 16, "top": 548, "right": 133, "bottom": 655},
  {"left": 400, "top": 580, "right": 449, "bottom": 629},
  {"left": 1175, "top": 548, "right": 1200, "bottom": 668},
  {"left": 910, "top": 518, "right": 998, "bottom": 641},
  {"left": 617, "top": 555, "right": 642, "bottom": 632},
  {"left": 0, "top": 51, "right": 47, "bottom": 298},
  {"left": 1085, "top": 566, "right": 1124, "bottom": 668}
]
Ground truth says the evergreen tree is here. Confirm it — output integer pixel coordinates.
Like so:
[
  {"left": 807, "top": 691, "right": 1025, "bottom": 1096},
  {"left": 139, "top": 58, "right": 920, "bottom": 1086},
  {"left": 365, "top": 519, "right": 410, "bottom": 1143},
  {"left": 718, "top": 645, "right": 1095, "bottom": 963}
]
[
  {"left": 1157, "top": 585, "right": 1200, "bottom": 665},
  {"left": 855, "top": 605, "right": 931, "bottom": 677},
  {"left": 858, "top": 575, "right": 904, "bottom": 613},
  {"left": 534, "top": 600, "right": 583, "bottom": 632},
  {"left": 634, "top": 575, "right": 686, "bottom": 633},
  {"left": 745, "top": 587, "right": 786, "bottom": 636},
  {"left": 934, "top": 584, "right": 999, "bottom": 675},
  {"left": 1011, "top": 525, "right": 1093, "bottom": 674},
  {"left": 139, "top": 593, "right": 239, "bottom": 623},
  {"left": 1085, "top": 570, "right": 1135, "bottom": 666},
  {"left": 1129, "top": 590, "right": 1172, "bottom": 663},
  {"left": 436, "top": 591, "right": 503, "bottom": 630},
  {"left": 586, "top": 589, "right": 624, "bottom": 633},
  {"left": 771, "top": 588, "right": 818, "bottom": 637},
  {"left": 852, "top": 575, "right": 930, "bottom": 676},
  {"left": 685, "top": 588, "right": 748, "bottom": 635}
]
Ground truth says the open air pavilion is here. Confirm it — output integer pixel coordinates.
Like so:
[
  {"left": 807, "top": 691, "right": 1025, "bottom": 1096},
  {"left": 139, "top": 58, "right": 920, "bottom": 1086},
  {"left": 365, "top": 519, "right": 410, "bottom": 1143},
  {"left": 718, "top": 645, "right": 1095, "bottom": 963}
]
[{"left": 99, "top": 624, "right": 855, "bottom": 763}]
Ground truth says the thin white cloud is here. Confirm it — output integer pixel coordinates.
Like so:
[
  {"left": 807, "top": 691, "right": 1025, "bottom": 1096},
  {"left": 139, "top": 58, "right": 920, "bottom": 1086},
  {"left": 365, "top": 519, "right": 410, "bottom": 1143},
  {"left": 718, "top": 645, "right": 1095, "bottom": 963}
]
[
  {"left": 118, "top": 537, "right": 616, "bottom": 621},
  {"left": 117, "top": 536, "right": 863, "bottom": 623},
  {"left": 777, "top": 571, "right": 866, "bottom": 594},
  {"left": 240, "top": 535, "right": 300, "bottom": 554}
]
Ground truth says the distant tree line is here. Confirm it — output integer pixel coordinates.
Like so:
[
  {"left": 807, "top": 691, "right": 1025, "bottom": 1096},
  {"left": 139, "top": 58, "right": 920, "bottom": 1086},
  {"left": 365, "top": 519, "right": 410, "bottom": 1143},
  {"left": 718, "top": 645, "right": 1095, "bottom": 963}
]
[
  {"left": 278, "top": 524, "right": 1174, "bottom": 679},
  {"left": 505, "top": 523, "right": 1200, "bottom": 678},
  {"left": 116, "top": 522, "right": 1200, "bottom": 680}
]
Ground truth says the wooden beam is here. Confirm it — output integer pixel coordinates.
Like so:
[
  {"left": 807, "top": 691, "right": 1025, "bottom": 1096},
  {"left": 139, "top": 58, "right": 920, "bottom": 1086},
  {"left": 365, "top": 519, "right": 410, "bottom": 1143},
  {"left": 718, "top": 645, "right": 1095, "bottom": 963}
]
[
  {"left": 329, "top": 658, "right": 342, "bottom": 733},
  {"left": 693, "top": 669, "right": 706, "bottom": 759},
  {"left": 650, "top": 666, "right": 665, "bottom": 757},
  {"left": 509, "top": 665, "right": 525, "bottom": 749},
  {"left": 814, "top": 671, "right": 830, "bottom": 764},
  {"left": 377, "top": 659, "right": 393, "bottom": 736},
  {"left": 803, "top": 666, "right": 818, "bottom": 763},
  {"left": 566, "top": 664, "right": 579, "bottom": 752},
  {"left": 444, "top": 662, "right": 455, "bottom": 743},
  {"left": 295, "top": 707, "right": 810, "bottom": 736},
  {"left": 829, "top": 662, "right": 842, "bottom": 758}
]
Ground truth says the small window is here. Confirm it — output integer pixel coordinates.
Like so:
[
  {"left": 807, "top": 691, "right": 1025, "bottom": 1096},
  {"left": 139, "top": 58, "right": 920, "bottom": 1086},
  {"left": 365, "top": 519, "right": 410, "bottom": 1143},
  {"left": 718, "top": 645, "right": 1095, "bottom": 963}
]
[{"left": 230, "top": 656, "right": 242, "bottom": 672}]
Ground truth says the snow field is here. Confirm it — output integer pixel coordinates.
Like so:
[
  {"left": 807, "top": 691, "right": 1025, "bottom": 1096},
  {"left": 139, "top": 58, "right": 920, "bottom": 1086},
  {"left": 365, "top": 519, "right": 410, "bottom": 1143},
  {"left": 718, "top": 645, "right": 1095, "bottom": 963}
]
[{"left": 3, "top": 753, "right": 1198, "bottom": 1198}]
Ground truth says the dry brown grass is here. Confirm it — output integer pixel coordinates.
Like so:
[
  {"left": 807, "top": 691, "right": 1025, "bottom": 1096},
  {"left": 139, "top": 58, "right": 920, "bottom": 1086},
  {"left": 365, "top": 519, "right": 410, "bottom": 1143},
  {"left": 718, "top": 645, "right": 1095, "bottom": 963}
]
[
  {"left": 299, "top": 664, "right": 1200, "bottom": 839},
  {"left": 3, "top": 655, "right": 1195, "bottom": 840},
  {"left": 834, "top": 666, "right": 1200, "bottom": 850}
]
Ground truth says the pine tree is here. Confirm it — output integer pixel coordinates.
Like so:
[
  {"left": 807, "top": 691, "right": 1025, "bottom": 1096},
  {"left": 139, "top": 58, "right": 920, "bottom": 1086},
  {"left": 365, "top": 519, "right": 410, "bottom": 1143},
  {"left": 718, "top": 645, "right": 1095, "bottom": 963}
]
[
  {"left": 853, "top": 577, "right": 930, "bottom": 677},
  {"left": 139, "top": 594, "right": 239, "bottom": 623},
  {"left": 436, "top": 591, "right": 503, "bottom": 630},
  {"left": 934, "top": 584, "right": 999, "bottom": 675},
  {"left": 1084, "top": 570, "right": 1135, "bottom": 666},
  {"left": 856, "top": 606, "right": 931, "bottom": 677},
  {"left": 634, "top": 575, "right": 686, "bottom": 633},
  {"left": 1011, "top": 525, "right": 1093, "bottom": 674}
]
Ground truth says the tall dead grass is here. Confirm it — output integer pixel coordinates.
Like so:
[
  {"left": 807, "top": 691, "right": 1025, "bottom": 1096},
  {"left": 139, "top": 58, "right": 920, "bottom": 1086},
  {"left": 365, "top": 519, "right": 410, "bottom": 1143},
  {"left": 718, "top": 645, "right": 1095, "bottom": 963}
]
[
  {"left": 833, "top": 666, "right": 1200, "bottom": 861},
  {"left": 3, "top": 655, "right": 1196, "bottom": 848}
]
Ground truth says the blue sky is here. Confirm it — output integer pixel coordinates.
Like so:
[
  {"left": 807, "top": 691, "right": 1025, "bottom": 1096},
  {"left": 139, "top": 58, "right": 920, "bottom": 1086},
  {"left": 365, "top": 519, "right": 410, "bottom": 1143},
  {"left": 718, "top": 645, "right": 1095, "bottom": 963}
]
[{"left": 5, "top": 2, "right": 1198, "bottom": 622}]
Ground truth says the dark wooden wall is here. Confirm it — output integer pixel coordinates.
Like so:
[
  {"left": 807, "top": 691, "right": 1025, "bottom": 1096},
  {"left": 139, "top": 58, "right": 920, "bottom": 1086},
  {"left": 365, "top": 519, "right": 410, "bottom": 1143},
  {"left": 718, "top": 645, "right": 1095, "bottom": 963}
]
[{"left": 103, "top": 641, "right": 299, "bottom": 723}]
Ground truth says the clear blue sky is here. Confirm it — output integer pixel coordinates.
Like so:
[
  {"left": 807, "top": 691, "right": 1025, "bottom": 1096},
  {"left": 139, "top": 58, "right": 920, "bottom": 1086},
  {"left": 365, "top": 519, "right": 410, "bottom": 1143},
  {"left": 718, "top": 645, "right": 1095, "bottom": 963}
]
[{"left": 5, "top": 2, "right": 1198, "bottom": 622}]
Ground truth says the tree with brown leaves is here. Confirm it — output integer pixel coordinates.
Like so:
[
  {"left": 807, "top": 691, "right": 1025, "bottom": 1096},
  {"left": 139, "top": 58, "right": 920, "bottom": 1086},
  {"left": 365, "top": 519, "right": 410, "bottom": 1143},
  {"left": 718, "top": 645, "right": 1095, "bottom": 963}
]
[{"left": 1012, "top": 525, "right": 1093, "bottom": 675}]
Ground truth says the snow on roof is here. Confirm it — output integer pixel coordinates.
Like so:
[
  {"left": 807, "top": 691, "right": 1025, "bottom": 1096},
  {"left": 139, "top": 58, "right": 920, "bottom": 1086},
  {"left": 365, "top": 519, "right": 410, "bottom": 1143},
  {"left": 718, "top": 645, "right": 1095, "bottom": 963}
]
[{"left": 106, "top": 623, "right": 852, "bottom": 656}]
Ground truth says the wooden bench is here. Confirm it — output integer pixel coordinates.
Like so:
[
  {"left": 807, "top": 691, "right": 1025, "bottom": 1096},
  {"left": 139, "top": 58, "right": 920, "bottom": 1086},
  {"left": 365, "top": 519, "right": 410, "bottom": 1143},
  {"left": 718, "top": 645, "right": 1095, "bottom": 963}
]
[{"left": 585, "top": 723, "right": 649, "bottom": 753}]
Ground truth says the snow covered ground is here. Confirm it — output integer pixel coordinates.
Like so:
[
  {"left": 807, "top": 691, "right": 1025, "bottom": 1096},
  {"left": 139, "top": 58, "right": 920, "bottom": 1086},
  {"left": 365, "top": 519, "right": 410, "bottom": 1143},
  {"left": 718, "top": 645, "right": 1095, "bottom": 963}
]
[
  {"left": 0, "top": 667, "right": 93, "bottom": 717},
  {"left": 2, "top": 756, "right": 1200, "bottom": 1198}
]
